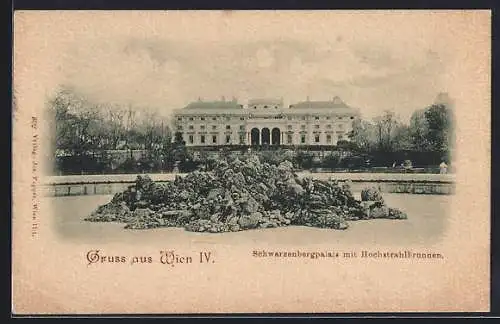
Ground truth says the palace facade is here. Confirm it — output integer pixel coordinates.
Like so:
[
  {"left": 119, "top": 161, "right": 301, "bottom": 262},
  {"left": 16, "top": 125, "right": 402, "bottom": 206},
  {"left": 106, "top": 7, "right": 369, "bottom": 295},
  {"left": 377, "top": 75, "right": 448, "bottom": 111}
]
[{"left": 172, "top": 96, "right": 359, "bottom": 147}]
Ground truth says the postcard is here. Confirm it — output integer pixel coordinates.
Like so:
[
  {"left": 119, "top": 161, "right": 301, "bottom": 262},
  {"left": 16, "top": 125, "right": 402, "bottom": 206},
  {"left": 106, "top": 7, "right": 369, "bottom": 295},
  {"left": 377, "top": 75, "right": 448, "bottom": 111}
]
[{"left": 12, "top": 10, "right": 491, "bottom": 314}]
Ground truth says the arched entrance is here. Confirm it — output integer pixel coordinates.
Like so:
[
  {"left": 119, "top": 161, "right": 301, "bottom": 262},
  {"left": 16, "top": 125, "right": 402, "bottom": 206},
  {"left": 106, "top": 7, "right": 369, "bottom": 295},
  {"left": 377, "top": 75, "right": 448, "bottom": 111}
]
[
  {"left": 261, "top": 128, "right": 270, "bottom": 145},
  {"left": 250, "top": 128, "right": 260, "bottom": 145},
  {"left": 271, "top": 128, "right": 281, "bottom": 145}
]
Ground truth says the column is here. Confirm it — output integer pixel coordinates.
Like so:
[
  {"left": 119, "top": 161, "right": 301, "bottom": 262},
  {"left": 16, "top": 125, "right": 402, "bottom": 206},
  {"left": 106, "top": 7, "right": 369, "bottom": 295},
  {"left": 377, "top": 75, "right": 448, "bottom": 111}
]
[{"left": 308, "top": 123, "right": 313, "bottom": 145}]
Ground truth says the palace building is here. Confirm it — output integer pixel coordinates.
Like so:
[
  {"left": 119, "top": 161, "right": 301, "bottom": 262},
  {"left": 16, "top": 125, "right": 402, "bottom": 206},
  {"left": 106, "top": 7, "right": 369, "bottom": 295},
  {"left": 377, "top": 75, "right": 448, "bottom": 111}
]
[{"left": 172, "top": 96, "right": 360, "bottom": 147}]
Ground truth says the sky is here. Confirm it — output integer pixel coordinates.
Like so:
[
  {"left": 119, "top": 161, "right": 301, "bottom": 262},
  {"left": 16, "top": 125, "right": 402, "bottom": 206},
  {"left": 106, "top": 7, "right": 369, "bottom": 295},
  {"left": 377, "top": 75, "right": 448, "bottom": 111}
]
[{"left": 15, "top": 11, "right": 475, "bottom": 123}]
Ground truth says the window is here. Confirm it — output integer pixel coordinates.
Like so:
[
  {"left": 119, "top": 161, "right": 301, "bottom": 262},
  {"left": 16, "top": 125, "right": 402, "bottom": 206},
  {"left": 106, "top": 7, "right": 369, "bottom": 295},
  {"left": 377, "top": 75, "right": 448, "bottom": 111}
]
[
  {"left": 239, "top": 125, "right": 245, "bottom": 131},
  {"left": 274, "top": 106, "right": 278, "bottom": 109},
  {"left": 200, "top": 125, "right": 205, "bottom": 130},
  {"left": 301, "top": 135, "right": 306, "bottom": 144},
  {"left": 189, "top": 125, "right": 194, "bottom": 130},
  {"left": 201, "top": 117, "right": 205, "bottom": 121},
  {"left": 189, "top": 135, "right": 194, "bottom": 144},
  {"left": 177, "top": 125, "right": 183, "bottom": 130},
  {"left": 226, "top": 125, "right": 231, "bottom": 130},
  {"left": 338, "top": 135, "right": 343, "bottom": 140},
  {"left": 301, "top": 125, "right": 306, "bottom": 130},
  {"left": 315, "top": 116, "right": 320, "bottom": 120},
  {"left": 239, "top": 135, "right": 245, "bottom": 144},
  {"left": 326, "top": 124, "right": 332, "bottom": 129},
  {"left": 338, "top": 117, "right": 343, "bottom": 120},
  {"left": 212, "top": 125, "right": 217, "bottom": 130},
  {"left": 315, "top": 125, "right": 320, "bottom": 129},
  {"left": 287, "top": 134, "right": 293, "bottom": 144},
  {"left": 240, "top": 117, "right": 245, "bottom": 120},
  {"left": 350, "top": 116, "right": 354, "bottom": 120},
  {"left": 212, "top": 117, "right": 217, "bottom": 121},
  {"left": 326, "top": 117, "right": 331, "bottom": 120},
  {"left": 339, "top": 124, "right": 344, "bottom": 130},
  {"left": 315, "top": 135, "right": 320, "bottom": 143},
  {"left": 326, "top": 135, "right": 332, "bottom": 143},
  {"left": 226, "top": 117, "right": 231, "bottom": 121},
  {"left": 200, "top": 135, "right": 205, "bottom": 144},
  {"left": 212, "top": 135, "right": 217, "bottom": 144},
  {"left": 287, "top": 125, "right": 293, "bottom": 130},
  {"left": 226, "top": 135, "right": 231, "bottom": 144},
  {"left": 264, "top": 105, "right": 268, "bottom": 108},
  {"left": 189, "top": 117, "right": 194, "bottom": 121},
  {"left": 177, "top": 117, "right": 182, "bottom": 121},
  {"left": 301, "top": 116, "right": 306, "bottom": 120}
]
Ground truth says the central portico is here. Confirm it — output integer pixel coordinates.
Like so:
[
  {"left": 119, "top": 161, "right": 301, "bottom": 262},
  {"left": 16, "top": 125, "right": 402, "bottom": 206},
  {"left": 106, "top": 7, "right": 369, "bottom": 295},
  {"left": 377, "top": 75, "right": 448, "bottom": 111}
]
[{"left": 245, "top": 98, "right": 287, "bottom": 146}]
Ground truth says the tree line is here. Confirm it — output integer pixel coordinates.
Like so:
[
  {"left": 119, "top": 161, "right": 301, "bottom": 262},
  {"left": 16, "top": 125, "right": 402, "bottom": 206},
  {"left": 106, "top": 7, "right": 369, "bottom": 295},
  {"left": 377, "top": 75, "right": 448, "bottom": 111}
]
[
  {"left": 47, "top": 87, "right": 189, "bottom": 174},
  {"left": 348, "top": 104, "right": 455, "bottom": 156},
  {"left": 49, "top": 86, "right": 171, "bottom": 154}
]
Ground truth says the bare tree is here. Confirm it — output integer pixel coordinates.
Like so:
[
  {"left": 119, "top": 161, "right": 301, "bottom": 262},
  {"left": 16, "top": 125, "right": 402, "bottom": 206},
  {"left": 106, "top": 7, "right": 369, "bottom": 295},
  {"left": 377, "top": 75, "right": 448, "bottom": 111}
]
[
  {"left": 103, "top": 105, "right": 126, "bottom": 149},
  {"left": 348, "top": 118, "right": 376, "bottom": 151},
  {"left": 48, "top": 87, "right": 101, "bottom": 154},
  {"left": 373, "top": 110, "right": 399, "bottom": 151}
]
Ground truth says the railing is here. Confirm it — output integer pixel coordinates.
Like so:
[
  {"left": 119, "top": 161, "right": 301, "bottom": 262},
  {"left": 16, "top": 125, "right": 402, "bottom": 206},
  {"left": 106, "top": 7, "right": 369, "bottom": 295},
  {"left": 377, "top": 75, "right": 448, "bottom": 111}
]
[{"left": 41, "top": 172, "right": 455, "bottom": 197}]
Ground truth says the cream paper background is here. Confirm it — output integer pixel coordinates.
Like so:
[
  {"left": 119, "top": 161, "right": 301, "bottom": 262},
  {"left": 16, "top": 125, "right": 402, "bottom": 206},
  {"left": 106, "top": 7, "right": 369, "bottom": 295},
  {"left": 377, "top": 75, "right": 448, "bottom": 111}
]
[{"left": 12, "top": 10, "right": 491, "bottom": 314}]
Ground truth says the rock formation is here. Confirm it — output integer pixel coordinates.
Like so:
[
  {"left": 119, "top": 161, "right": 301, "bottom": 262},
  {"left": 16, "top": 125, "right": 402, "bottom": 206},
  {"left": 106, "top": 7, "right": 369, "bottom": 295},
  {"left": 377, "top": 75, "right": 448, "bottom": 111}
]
[{"left": 85, "top": 155, "right": 407, "bottom": 232}]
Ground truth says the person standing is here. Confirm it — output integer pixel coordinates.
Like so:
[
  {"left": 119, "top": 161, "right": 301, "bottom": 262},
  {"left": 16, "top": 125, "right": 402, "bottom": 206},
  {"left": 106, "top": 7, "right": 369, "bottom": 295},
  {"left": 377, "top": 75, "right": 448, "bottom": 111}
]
[{"left": 439, "top": 161, "right": 448, "bottom": 174}]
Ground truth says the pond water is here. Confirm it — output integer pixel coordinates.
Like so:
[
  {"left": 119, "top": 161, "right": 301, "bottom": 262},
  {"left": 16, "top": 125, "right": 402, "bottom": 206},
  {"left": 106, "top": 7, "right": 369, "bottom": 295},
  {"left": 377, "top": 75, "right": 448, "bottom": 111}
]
[{"left": 49, "top": 192, "right": 451, "bottom": 246}]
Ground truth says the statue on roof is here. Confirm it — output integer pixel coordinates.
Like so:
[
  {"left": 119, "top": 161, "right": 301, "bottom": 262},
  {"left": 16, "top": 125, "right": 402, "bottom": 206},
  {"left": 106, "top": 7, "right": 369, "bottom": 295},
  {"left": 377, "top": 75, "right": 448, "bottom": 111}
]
[
  {"left": 332, "top": 96, "right": 343, "bottom": 104},
  {"left": 434, "top": 92, "right": 451, "bottom": 106}
]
